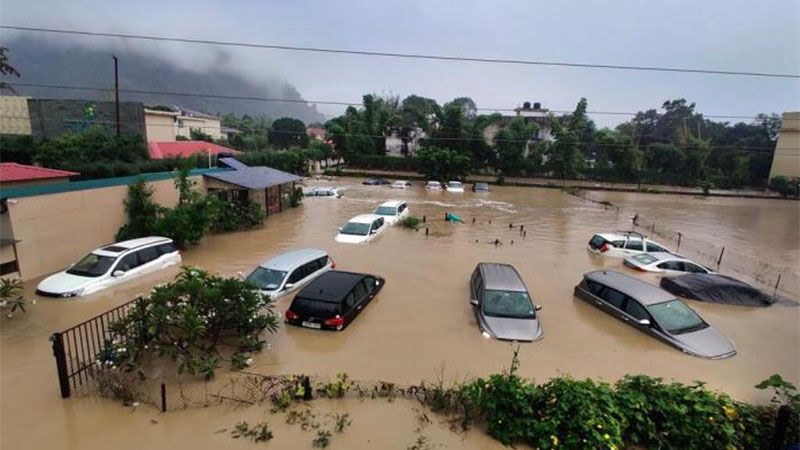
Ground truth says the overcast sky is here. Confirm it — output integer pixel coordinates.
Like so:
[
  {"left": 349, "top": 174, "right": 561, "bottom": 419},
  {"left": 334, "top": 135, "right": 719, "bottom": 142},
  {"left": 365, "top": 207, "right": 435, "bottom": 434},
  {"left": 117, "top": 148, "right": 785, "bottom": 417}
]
[{"left": 2, "top": 0, "right": 799, "bottom": 126}]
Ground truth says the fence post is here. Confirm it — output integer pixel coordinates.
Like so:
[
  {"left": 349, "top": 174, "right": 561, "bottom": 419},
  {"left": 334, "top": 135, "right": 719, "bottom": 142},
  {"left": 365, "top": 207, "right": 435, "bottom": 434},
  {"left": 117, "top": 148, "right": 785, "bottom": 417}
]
[
  {"left": 161, "top": 382, "right": 167, "bottom": 412},
  {"left": 677, "top": 232, "right": 682, "bottom": 251},
  {"left": 774, "top": 274, "right": 782, "bottom": 297},
  {"left": 769, "top": 404, "right": 791, "bottom": 450},
  {"left": 717, "top": 247, "right": 725, "bottom": 266},
  {"left": 50, "top": 332, "right": 71, "bottom": 399}
]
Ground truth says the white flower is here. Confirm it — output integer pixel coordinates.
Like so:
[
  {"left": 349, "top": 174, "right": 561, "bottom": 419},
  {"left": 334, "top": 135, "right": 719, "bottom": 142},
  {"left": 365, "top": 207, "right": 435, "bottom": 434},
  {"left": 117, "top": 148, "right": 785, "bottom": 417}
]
[{"left": 245, "top": 358, "right": 253, "bottom": 366}]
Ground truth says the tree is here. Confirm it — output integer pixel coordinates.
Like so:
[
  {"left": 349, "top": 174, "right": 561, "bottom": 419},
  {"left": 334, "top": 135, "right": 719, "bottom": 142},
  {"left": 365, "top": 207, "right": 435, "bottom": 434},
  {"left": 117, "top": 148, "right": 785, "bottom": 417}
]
[
  {"left": 547, "top": 98, "right": 588, "bottom": 180},
  {"left": 269, "top": 117, "right": 308, "bottom": 149},
  {"left": 0, "top": 47, "right": 20, "bottom": 93},
  {"left": 448, "top": 97, "right": 477, "bottom": 120},
  {"left": 190, "top": 128, "right": 214, "bottom": 142},
  {"left": 495, "top": 118, "right": 537, "bottom": 177},
  {"left": 768, "top": 176, "right": 800, "bottom": 198},
  {"left": 416, "top": 146, "right": 472, "bottom": 181},
  {"left": 400, "top": 95, "right": 441, "bottom": 132}
]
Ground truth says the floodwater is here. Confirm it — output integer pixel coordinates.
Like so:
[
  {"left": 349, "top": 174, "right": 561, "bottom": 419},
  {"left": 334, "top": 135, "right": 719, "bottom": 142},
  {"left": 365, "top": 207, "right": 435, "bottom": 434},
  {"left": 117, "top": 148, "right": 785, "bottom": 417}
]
[{"left": 2, "top": 177, "right": 799, "bottom": 450}]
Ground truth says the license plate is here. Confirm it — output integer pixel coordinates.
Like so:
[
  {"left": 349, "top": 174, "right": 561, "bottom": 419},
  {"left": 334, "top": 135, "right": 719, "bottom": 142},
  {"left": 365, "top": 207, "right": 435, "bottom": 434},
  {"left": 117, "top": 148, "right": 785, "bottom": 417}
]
[{"left": 302, "top": 321, "right": 321, "bottom": 329}]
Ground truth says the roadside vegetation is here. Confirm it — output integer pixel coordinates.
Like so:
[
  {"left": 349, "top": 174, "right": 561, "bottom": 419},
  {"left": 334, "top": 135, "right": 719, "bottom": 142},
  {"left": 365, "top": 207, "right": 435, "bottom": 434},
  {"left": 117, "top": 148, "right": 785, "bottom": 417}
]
[
  {"left": 0, "top": 278, "right": 27, "bottom": 318},
  {"left": 398, "top": 215, "right": 421, "bottom": 230},
  {"left": 116, "top": 166, "right": 267, "bottom": 247},
  {"left": 98, "top": 267, "right": 279, "bottom": 379}
]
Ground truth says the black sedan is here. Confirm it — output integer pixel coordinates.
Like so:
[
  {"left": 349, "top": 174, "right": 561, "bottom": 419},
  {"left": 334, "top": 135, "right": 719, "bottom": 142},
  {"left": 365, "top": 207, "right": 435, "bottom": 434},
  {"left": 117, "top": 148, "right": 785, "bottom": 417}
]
[
  {"left": 362, "top": 178, "right": 390, "bottom": 185},
  {"left": 285, "top": 271, "right": 385, "bottom": 331}
]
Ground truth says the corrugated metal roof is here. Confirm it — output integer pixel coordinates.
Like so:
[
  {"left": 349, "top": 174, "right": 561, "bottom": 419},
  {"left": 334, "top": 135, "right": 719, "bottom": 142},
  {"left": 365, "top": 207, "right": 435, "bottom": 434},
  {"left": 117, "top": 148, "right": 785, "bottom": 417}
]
[
  {"left": 0, "top": 163, "right": 79, "bottom": 182},
  {"left": 204, "top": 166, "right": 300, "bottom": 190},
  {"left": 218, "top": 157, "right": 250, "bottom": 170}
]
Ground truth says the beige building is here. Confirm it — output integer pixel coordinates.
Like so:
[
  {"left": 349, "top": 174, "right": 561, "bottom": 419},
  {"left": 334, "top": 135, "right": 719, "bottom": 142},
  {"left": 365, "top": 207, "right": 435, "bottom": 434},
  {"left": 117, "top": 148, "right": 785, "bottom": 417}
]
[
  {"left": 144, "top": 107, "right": 223, "bottom": 142},
  {"left": 0, "top": 95, "right": 32, "bottom": 135},
  {"left": 769, "top": 112, "right": 800, "bottom": 180}
]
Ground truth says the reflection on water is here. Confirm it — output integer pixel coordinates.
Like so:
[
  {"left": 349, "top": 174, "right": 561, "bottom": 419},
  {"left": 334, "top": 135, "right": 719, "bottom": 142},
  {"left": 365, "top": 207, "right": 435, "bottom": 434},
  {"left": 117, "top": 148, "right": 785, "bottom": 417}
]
[{"left": 2, "top": 177, "right": 799, "bottom": 450}]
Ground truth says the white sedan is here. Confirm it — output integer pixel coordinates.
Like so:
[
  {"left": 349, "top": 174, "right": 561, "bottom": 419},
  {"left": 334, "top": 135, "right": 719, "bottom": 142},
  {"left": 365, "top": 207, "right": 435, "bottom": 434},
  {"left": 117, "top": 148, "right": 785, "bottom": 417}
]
[
  {"left": 624, "top": 252, "right": 714, "bottom": 274},
  {"left": 446, "top": 181, "right": 465, "bottom": 192},
  {"left": 304, "top": 187, "right": 342, "bottom": 198},
  {"left": 391, "top": 180, "right": 412, "bottom": 189}
]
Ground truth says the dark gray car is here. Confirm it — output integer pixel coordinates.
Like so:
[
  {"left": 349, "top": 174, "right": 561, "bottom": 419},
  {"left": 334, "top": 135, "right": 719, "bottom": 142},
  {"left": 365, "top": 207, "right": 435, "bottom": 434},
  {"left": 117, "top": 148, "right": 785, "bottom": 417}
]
[
  {"left": 574, "top": 270, "right": 736, "bottom": 359},
  {"left": 469, "top": 263, "right": 543, "bottom": 341}
]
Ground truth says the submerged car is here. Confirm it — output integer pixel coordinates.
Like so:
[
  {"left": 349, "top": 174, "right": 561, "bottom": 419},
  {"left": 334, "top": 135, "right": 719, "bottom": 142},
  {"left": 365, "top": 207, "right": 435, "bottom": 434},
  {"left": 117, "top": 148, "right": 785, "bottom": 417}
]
[
  {"left": 446, "top": 181, "right": 465, "bottom": 193},
  {"left": 472, "top": 182, "right": 490, "bottom": 193},
  {"left": 363, "top": 178, "right": 390, "bottom": 186},
  {"left": 425, "top": 181, "right": 443, "bottom": 190},
  {"left": 373, "top": 200, "right": 410, "bottom": 225},
  {"left": 660, "top": 273, "right": 776, "bottom": 307},
  {"left": 624, "top": 252, "right": 713, "bottom": 274},
  {"left": 36, "top": 237, "right": 181, "bottom": 298},
  {"left": 469, "top": 263, "right": 543, "bottom": 341},
  {"left": 335, "top": 214, "right": 387, "bottom": 244},
  {"left": 574, "top": 270, "right": 736, "bottom": 359},
  {"left": 285, "top": 270, "right": 385, "bottom": 331},
  {"left": 245, "top": 248, "right": 334, "bottom": 300},
  {"left": 588, "top": 232, "right": 671, "bottom": 258},
  {"left": 391, "top": 180, "right": 412, "bottom": 189},
  {"left": 304, "top": 187, "right": 342, "bottom": 198}
]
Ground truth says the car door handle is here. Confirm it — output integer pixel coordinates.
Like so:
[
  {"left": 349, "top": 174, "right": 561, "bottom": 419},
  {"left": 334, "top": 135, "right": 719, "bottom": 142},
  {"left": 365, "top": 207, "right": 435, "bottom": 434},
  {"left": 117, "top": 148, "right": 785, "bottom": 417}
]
[{"left": 621, "top": 316, "right": 630, "bottom": 322}]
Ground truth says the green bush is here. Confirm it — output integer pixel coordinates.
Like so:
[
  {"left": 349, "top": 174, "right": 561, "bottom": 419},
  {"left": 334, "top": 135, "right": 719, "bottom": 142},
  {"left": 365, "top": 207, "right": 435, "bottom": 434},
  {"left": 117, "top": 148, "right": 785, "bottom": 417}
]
[
  {"left": 101, "top": 267, "right": 279, "bottom": 379},
  {"left": 345, "top": 154, "right": 421, "bottom": 172},
  {"left": 237, "top": 148, "right": 310, "bottom": 174},
  {"left": 769, "top": 176, "right": 800, "bottom": 198},
  {"left": 398, "top": 215, "right": 421, "bottom": 230},
  {"left": 211, "top": 199, "right": 265, "bottom": 232}
]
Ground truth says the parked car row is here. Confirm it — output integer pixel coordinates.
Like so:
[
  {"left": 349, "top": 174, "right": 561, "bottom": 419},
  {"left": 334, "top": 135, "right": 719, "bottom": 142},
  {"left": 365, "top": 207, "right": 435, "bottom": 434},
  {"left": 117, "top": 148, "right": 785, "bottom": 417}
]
[
  {"left": 365, "top": 178, "right": 489, "bottom": 193},
  {"left": 335, "top": 200, "right": 410, "bottom": 244}
]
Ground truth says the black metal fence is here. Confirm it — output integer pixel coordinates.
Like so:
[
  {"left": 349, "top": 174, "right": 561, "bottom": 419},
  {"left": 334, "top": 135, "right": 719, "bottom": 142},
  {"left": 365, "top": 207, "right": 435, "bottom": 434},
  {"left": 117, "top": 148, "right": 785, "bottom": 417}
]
[{"left": 50, "top": 297, "right": 142, "bottom": 398}]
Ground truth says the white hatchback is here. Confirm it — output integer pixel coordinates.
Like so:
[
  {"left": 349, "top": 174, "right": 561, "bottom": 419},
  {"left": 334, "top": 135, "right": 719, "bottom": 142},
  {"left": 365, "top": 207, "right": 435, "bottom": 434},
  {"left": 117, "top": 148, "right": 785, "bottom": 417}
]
[
  {"left": 304, "top": 187, "right": 343, "bottom": 198},
  {"left": 245, "top": 248, "right": 334, "bottom": 300},
  {"left": 374, "top": 200, "right": 410, "bottom": 225},
  {"left": 624, "top": 252, "right": 714, "bottom": 274},
  {"left": 335, "top": 214, "right": 387, "bottom": 244},
  {"left": 446, "top": 181, "right": 465, "bottom": 192},
  {"left": 36, "top": 236, "right": 181, "bottom": 298},
  {"left": 588, "top": 232, "right": 671, "bottom": 258}
]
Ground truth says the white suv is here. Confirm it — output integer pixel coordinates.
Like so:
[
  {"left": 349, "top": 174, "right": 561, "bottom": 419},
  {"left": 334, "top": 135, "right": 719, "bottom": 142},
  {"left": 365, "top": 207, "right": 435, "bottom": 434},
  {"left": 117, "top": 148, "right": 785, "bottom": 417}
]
[
  {"left": 373, "top": 200, "right": 410, "bottom": 225},
  {"left": 588, "top": 232, "right": 671, "bottom": 258},
  {"left": 245, "top": 248, "right": 334, "bottom": 299},
  {"left": 36, "top": 236, "right": 181, "bottom": 298},
  {"left": 335, "top": 214, "right": 387, "bottom": 244}
]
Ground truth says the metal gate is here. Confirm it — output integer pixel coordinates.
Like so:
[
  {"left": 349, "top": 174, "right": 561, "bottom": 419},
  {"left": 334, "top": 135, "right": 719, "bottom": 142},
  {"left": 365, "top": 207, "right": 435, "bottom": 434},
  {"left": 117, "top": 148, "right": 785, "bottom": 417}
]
[{"left": 50, "top": 297, "right": 141, "bottom": 398}]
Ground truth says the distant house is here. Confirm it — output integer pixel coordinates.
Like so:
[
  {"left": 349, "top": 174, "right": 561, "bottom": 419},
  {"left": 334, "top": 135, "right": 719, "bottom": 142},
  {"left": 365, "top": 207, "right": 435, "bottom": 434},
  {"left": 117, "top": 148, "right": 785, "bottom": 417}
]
[
  {"left": 513, "top": 101, "right": 554, "bottom": 142},
  {"left": 769, "top": 111, "right": 800, "bottom": 180},
  {"left": 148, "top": 141, "right": 240, "bottom": 160},
  {"left": 306, "top": 127, "right": 326, "bottom": 141},
  {"left": 0, "top": 163, "right": 78, "bottom": 188},
  {"left": 143, "top": 107, "right": 223, "bottom": 142},
  {"left": 385, "top": 126, "right": 426, "bottom": 157},
  {"left": 205, "top": 158, "right": 300, "bottom": 216},
  {"left": 221, "top": 125, "right": 242, "bottom": 141}
]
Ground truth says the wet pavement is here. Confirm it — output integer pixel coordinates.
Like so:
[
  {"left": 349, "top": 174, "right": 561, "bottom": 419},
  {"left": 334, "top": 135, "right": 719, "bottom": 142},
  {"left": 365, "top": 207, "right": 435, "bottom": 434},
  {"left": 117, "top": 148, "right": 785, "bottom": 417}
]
[{"left": 2, "top": 176, "right": 798, "bottom": 449}]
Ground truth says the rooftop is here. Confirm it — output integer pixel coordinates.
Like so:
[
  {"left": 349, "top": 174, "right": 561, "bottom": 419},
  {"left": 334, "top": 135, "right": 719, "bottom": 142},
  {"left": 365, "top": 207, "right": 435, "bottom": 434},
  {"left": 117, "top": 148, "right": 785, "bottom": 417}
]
[
  {"left": 296, "top": 271, "right": 367, "bottom": 303},
  {"left": 478, "top": 263, "right": 528, "bottom": 292},
  {"left": 0, "top": 163, "right": 79, "bottom": 183},
  {"left": 261, "top": 248, "right": 328, "bottom": 270},
  {"left": 148, "top": 141, "right": 240, "bottom": 159},
  {"left": 347, "top": 214, "right": 382, "bottom": 224},
  {"left": 584, "top": 270, "right": 675, "bottom": 305},
  {"left": 203, "top": 165, "right": 301, "bottom": 190}
]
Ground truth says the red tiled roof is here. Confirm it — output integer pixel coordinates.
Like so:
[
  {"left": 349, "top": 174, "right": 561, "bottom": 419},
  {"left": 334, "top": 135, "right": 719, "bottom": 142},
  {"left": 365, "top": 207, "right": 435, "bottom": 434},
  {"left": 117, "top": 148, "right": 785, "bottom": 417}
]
[
  {"left": 306, "top": 127, "right": 326, "bottom": 137},
  {"left": 148, "top": 141, "right": 240, "bottom": 159},
  {"left": 0, "top": 163, "right": 79, "bottom": 183}
]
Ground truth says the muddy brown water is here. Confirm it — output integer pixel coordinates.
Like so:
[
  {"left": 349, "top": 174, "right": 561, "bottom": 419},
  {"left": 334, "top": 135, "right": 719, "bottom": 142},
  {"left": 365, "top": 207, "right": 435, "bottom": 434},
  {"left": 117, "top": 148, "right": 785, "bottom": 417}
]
[{"left": 2, "top": 177, "right": 799, "bottom": 449}]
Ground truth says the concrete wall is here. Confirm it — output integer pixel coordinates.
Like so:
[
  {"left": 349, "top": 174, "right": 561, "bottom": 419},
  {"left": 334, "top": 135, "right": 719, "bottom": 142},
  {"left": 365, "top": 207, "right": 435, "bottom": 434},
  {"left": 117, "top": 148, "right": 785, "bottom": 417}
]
[
  {"left": 176, "top": 116, "right": 221, "bottom": 140},
  {"left": 769, "top": 112, "right": 800, "bottom": 180},
  {"left": 0, "top": 176, "right": 203, "bottom": 281},
  {"left": 145, "top": 112, "right": 177, "bottom": 142},
  {"left": 0, "top": 95, "right": 32, "bottom": 135},
  {"left": 27, "top": 99, "right": 145, "bottom": 141}
]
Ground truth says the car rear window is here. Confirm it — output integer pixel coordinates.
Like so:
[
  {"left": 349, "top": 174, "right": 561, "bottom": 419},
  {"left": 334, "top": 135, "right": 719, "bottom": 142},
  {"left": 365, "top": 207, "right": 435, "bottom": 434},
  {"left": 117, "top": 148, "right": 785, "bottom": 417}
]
[
  {"left": 589, "top": 235, "right": 607, "bottom": 249},
  {"left": 290, "top": 297, "right": 340, "bottom": 317},
  {"left": 632, "top": 254, "right": 658, "bottom": 264}
]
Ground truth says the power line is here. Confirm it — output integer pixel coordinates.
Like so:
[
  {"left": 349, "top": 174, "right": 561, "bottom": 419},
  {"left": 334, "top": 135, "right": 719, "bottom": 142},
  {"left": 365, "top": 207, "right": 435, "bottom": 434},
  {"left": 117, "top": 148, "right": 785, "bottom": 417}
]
[
  {"left": 2, "top": 25, "right": 799, "bottom": 79},
  {"left": 10, "top": 81, "right": 788, "bottom": 122}
]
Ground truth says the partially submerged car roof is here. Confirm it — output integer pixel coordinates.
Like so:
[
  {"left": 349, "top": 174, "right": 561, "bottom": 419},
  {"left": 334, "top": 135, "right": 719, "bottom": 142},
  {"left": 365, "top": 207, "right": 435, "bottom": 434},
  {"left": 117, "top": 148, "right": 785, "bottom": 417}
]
[
  {"left": 347, "top": 214, "right": 382, "bottom": 224},
  {"left": 584, "top": 270, "right": 675, "bottom": 305},
  {"left": 478, "top": 263, "right": 527, "bottom": 292},
  {"left": 660, "top": 273, "right": 775, "bottom": 306},
  {"left": 296, "top": 270, "right": 368, "bottom": 303},
  {"left": 378, "top": 200, "right": 405, "bottom": 208},
  {"left": 261, "top": 248, "right": 327, "bottom": 271},
  {"left": 95, "top": 236, "right": 172, "bottom": 256}
]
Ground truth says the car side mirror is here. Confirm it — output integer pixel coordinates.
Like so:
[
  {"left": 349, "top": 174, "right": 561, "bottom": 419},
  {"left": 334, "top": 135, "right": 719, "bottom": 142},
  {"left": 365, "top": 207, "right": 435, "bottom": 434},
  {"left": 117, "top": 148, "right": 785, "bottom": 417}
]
[
  {"left": 535, "top": 304, "right": 543, "bottom": 311},
  {"left": 112, "top": 270, "right": 125, "bottom": 277},
  {"left": 370, "top": 230, "right": 377, "bottom": 235},
  {"left": 284, "top": 283, "right": 294, "bottom": 290},
  {"left": 470, "top": 298, "right": 479, "bottom": 306},
  {"left": 638, "top": 319, "right": 651, "bottom": 326},
  {"left": 338, "top": 227, "right": 343, "bottom": 232}
]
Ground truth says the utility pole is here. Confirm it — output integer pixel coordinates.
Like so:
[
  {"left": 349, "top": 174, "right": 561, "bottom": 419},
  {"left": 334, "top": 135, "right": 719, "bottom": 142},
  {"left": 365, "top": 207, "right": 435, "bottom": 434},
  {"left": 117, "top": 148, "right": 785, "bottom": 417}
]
[{"left": 113, "top": 55, "right": 120, "bottom": 137}]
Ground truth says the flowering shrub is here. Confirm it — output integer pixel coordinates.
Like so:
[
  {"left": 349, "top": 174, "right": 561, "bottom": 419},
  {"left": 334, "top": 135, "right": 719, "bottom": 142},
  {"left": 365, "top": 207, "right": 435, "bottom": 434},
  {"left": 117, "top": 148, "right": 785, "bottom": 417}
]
[
  {"left": 0, "top": 278, "right": 28, "bottom": 318},
  {"left": 100, "top": 267, "right": 278, "bottom": 379}
]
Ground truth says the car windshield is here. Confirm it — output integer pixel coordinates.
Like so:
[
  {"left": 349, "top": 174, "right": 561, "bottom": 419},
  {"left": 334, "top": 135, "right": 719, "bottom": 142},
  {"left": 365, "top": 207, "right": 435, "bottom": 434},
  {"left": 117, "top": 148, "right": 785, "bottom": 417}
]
[
  {"left": 246, "top": 267, "right": 287, "bottom": 291},
  {"left": 648, "top": 300, "right": 707, "bottom": 334},
  {"left": 483, "top": 290, "right": 535, "bottom": 319},
  {"left": 375, "top": 206, "right": 397, "bottom": 216},
  {"left": 426, "top": 182, "right": 439, "bottom": 186},
  {"left": 66, "top": 253, "right": 116, "bottom": 277},
  {"left": 340, "top": 222, "right": 371, "bottom": 236},
  {"left": 633, "top": 254, "right": 658, "bottom": 264},
  {"left": 448, "top": 182, "right": 463, "bottom": 188}
]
